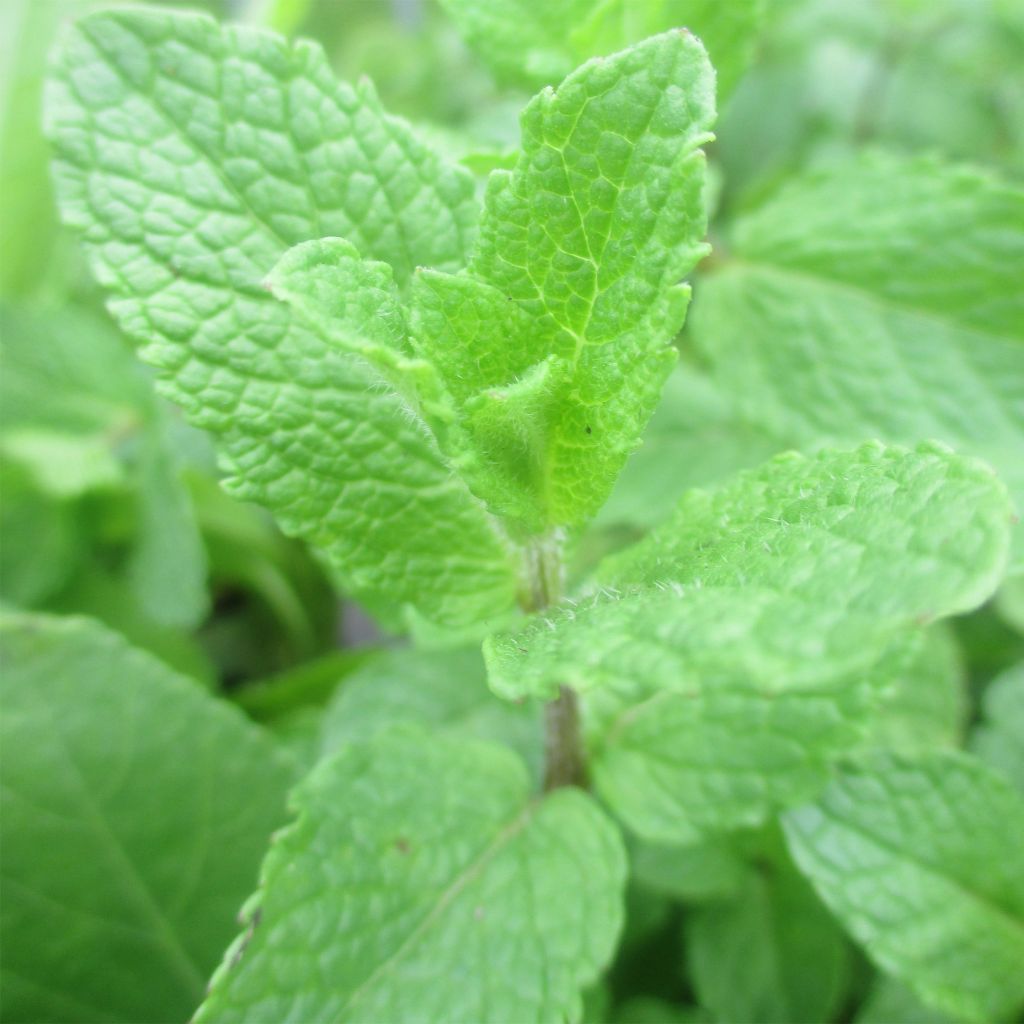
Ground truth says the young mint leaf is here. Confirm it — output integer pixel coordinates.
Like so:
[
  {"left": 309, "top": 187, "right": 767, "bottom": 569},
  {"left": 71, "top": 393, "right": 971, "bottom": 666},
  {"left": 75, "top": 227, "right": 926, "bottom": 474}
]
[
  {"left": 970, "top": 663, "right": 1024, "bottom": 795},
  {"left": 486, "top": 443, "right": 1012, "bottom": 840},
  {"left": 0, "top": 612, "right": 291, "bottom": 1023},
  {"left": 686, "top": 857, "right": 850, "bottom": 1024},
  {"left": 195, "top": 727, "right": 626, "bottom": 1023},
  {"left": 45, "top": 9, "right": 519, "bottom": 632},
  {"left": 461, "top": 29, "right": 714, "bottom": 526},
  {"left": 692, "top": 152, "right": 1024, "bottom": 565},
  {"left": 783, "top": 751, "right": 1024, "bottom": 1023},
  {"left": 379, "top": 31, "right": 714, "bottom": 529},
  {"left": 319, "top": 646, "right": 543, "bottom": 784},
  {"left": 438, "top": 0, "right": 765, "bottom": 100}
]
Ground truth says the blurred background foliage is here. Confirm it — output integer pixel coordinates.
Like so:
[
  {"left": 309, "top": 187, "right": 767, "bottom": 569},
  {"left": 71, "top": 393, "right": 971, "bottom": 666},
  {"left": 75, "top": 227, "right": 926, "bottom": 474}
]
[{"left": 1, "top": 1, "right": 1022, "bottom": 1017}]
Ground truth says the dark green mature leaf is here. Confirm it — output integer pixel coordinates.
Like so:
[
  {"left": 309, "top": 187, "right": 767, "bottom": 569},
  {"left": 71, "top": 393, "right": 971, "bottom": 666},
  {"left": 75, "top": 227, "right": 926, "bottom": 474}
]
[
  {"left": 487, "top": 443, "right": 1012, "bottom": 840},
  {"left": 196, "top": 728, "right": 626, "bottom": 1023},
  {"left": 784, "top": 752, "right": 1024, "bottom": 1023},
  {"left": 0, "top": 613, "right": 291, "bottom": 1023},
  {"left": 692, "top": 152, "right": 1024, "bottom": 564},
  {"left": 46, "top": 9, "right": 519, "bottom": 632}
]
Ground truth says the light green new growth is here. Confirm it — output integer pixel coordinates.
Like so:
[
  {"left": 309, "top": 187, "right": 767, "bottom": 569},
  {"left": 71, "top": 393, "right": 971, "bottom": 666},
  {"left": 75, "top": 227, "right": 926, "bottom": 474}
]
[
  {"left": 486, "top": 443, "right": 1012, "bottom": 840},
  {"left": 783, "top": 752, "right": 1024, "bottom": 1023},
  {"left": 196, "top": 727, "right": 626, "bottom": 1023},
  {"left": 693, "top": 152, "right": 1024, "bottom": 564},
  {"left": 0, "top": 613, "right": 291, "bottom": 1024}
]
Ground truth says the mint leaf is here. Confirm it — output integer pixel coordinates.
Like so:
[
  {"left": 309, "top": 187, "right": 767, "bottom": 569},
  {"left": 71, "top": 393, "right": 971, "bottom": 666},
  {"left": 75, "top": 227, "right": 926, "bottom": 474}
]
[
  {"left": 970, "top": 663, "right": 1024, "bottom": 795},
  {"left": 857, "top": 978, "right": 954, "bottom": 1024},
  {"left": 692, "top": 152, "right": 1024, "bottom": 564},
  {"left": 783, "top": 752, "right": 1024, "bottom": 1023},
  {"left": 487, "top": 443, "right": 1012, "bottom": 839},
  {"left": 686, "top": 857, "right": 850, "bottom": 1024},
  {"left": 320, "top": 646, "right": 543, "bottom": 784},
  {"left": 597, "top": 362, "right": 782, "bottom": 530},
  {"left": 0, "top": 613, "right": 291, "bottom": 1023},
  {"left": 0, "top": 460, "right": 78, "bottom": 607},
  {"left": 858, "top": 624, "right": 966, "bottom": 757},
  {"left": 45, "top": 9, "right": 519, "bottom": 631},
  {"left": 439, "top": 0, "right": 765, "bottom": 100},
  {"left": 196, "top": 728, "right": 626, "bottom": 1023},
  {"left": 458, "top": 30, "right": 714, "bottom": 525},
  {"left": 631, "top": 836, "right": 747, "bottom": 903},
  {"left": 0, "top": 303, "right": 208, "bottom": 628}
]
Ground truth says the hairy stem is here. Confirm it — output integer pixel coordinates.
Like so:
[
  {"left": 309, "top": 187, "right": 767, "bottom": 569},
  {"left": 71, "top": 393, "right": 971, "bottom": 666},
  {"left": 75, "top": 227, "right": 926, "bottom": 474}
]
[{"left": 519, "top": 534, "right": 587, "bottom": 790}]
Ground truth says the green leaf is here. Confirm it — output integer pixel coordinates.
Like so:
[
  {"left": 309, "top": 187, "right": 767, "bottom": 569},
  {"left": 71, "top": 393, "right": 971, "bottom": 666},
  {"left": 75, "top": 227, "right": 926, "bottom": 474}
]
[
  {"left": 612, "top": 997, "right": 709, "bottom": 1024},
  {"left": 783, "top": 751, "right": 1024, "bottom": 1023},
  {"left": 195, "top": 728, "right": 626, "bottom": 1023},
  {"left": 630, "top": 835, "right": 747, "bottom": 902},
  {"left": 438, "top": 0, "right": 765, "bottom": 101},
  {"left": 686, "top": 858, "right": 850, "bottom": 1024},
  {"left": 0, "top": 460, "right": 79, "bottom": 606},
  {"left": 857, "top": 624, "right": 966, "bottom": 757},
  {"left": 486, "top": 443, "right": 1012, "bottom": 840},
  {"left": 857, "top": 978, "right": 954, "bottom": 1024},
  {"left": 272, "top": 32, "right": 716, "bottom": 532},
  {"left": 692, "top": 152, "right": 1024, "bottom": 565},
  {"left": 319, "top": 645, "right": 543, "bottom": 785},
  {"left": 597, "top": 362, "right": 782, "bottom": 530},
  {"left": 46, "top": 9, "right": 519, "bottom": 632},
  {"left": 127, "top": 414, "right": 209, "bottom": 629},
  {"left": 572, "top": 0, "right": 768, "bottom": 102},
  {"left": 454, "top": 29, "right": 714, "bottom": 526},
  {"left": 970, "top": 663, "right": 1024, "bottom": 795},
  {"left": 0, "top": 613, "right": 291, "bottom": 1023},
  {"left": 0, "top": 303, "right": 209, "bottom": 627}
]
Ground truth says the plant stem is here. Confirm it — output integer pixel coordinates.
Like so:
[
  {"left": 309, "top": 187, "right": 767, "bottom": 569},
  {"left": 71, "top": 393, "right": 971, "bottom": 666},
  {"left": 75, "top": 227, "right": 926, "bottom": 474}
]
[
  {"left": 544, "top": 686, "right": 586, "bottom": 790},
  {"left": 519, "top": 533, "right": 587, "bottom": 790}
]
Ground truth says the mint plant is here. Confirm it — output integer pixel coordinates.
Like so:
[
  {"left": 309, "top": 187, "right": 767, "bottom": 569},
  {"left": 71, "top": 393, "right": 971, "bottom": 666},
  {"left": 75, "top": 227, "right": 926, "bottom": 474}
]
[{"left": 1, "top": 3, "right": 1022, "bottom": 1023}]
